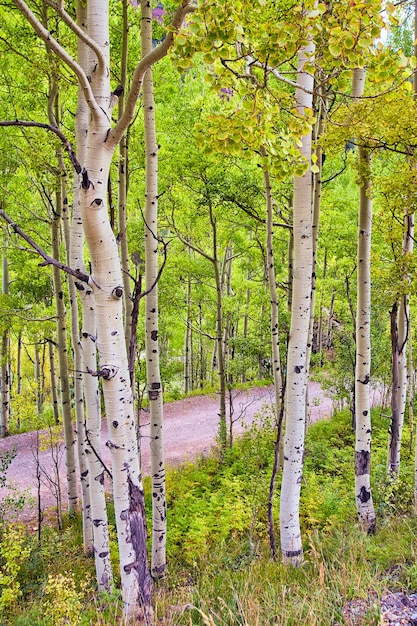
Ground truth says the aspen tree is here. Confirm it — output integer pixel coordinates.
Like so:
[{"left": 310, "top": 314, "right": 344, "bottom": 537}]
[
  {"left": 141, "top": 0, "right": 167, "bottom": 579},
  {"left": 68, "top": 0, "right": 112, "bottom": 589},
  {"left": 353, "top": 68, "right": 376, "bottom": 533},
  {"left": 280, "top": 35, "right": 315, "bottom": 565},
  {"left": 5, "top": 0, "right": 193, "bottom": 618}
]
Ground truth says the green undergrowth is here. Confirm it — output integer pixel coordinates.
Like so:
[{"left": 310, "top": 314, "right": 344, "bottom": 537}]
[{"left": 1, "top": 406, "right": 417, "bottom": 625}]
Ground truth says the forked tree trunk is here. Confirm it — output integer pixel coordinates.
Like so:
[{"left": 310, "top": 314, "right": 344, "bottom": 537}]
[
  {"left": 280, "top": 37, "right": 315, "bottom": 566},
  {"left": 353, "top": 68, "right": 376, "bottom": 534},
  {"left": 141, "top": 0, "right": 167, "bottom": 580}
]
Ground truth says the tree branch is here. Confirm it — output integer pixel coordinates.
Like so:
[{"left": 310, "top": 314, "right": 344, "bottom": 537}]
[
  {"left": 12, "top": 0, "right": 99, "bottom": 116},
  {"left": 0, "top": 120, "right": 82, "bottom": 173},
  {"left": 44, "top": 0, "right": 106, "bottom": 70},
  {"left": 0, "top": 208, "right": 90, "bottom": 283},
  {"left": 109, "top": 0, "right": 196, "bottom": 147}
]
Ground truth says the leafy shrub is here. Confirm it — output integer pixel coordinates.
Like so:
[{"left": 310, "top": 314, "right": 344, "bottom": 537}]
[
  {"left": 0, "top": 525, "right": 32, "bottom": 611},
  {"left": 42, "top": 573, "right": 85, "bottom": 626}
]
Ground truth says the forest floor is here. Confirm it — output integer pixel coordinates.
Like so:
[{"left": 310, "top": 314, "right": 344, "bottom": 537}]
[
  {"left": 0, "top": 381, "right": 337, "bottom": 522},
  {"left": 2, "top": 382, "right": 415, "bottom": 625},
  {"left": 0, "top": 380, "right": 383, "bottom": 523}
]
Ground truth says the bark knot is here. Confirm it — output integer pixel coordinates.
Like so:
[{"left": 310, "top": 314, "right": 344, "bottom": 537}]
[{"left": 111, "top": 286, "right": 123, "bottom": 299}]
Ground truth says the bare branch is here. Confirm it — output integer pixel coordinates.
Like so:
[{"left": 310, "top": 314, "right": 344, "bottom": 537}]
[
  {"left": 0, "top": 208, "right": 90, "bottom": 284},
  {"left": 109, "top": 0, "right": 196, "bottom": 147},
  {"left": 0, "top": 119, "right": 82, "bottom": 173},
  {"left": 12, "top": 0, "right": 99, "bottom": 116}
]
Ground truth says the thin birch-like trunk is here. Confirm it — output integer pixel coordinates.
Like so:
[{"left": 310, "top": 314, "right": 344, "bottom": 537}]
[
  {"left": 16, "top": 332, "right": 22, "bottom": 430},
  {"left": 389, "top": 213, "right": 414, "bottom": 474},
  {"left": 280, "top": 38, "right": 315, "bottom": 565},
  {"left": 118, "top": 0, "right": 133, "bottom": 355},
  {"left": 306, "top": 101, "right": 325, "bottom": 374},
  {"left": 0, "top": 240, "right": 10, "bottom": 438},
  {"left": 353, "top": 68, "right": 376, "bottom": 533},
  {"left": 212, "top": 221, "right": 227, "bottom": 451},
  {"left": 141, "top": 0, "right": 167, "bottom": 580},
  {"left": 50, "top": 199, "right": 78, "bottom": 511},
  {"left": 184, "top": 275, "right": 192, "bottom": 394},
  {"left": 48, "top": 340, "right": 60, "bottom": 425},
  {"left": 34, "top": 343, "right": 43, "bottom": 414},
  {"left": 263, "top": 157, "right": 284, "bottom": 558},
  {"left": 263, "top": 158, "right": 282, "bottom": 414}
]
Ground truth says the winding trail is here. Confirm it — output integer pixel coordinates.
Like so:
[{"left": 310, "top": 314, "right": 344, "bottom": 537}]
[{"left": 0, "top": 382, "right": 381, "bottom": 522}]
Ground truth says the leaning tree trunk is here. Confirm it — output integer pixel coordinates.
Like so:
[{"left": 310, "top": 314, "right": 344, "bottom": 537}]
[
  {"left": 280, "top": 37, "right": 315, "bottom": 566},
  {"left": 353, "top": 68, "right": 376, "bottom": 534},
  {"left": 141, "top": 0, "right": 167, "bottom": 581}
]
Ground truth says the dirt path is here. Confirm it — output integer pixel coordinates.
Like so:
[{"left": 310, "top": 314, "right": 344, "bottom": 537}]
[{"left": 0, "top": 382, "right": 381, "bottom": 522}]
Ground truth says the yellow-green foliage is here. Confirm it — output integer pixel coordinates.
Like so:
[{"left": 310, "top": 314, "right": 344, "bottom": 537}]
[
  {"left": 42, "top": 573, "right": 85, "bottom": 626},
  {"left": 0, "top": 524, "right": 31, "bottom": 611}
]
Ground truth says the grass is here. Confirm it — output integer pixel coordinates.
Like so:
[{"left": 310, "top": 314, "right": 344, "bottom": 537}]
[{"left": 1, "top": 405, "right": 417, "bottom": 624}]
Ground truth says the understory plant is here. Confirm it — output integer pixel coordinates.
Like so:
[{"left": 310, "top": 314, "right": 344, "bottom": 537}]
[{"left": 0, "top": 404, "right": 416, "bottom": 625}]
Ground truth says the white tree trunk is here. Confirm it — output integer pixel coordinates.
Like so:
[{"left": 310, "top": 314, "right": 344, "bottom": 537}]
[
  {"left": 353, "top": 68, "right": 376, "bottom": 533},
  {"left": 78, "top": 4, "right": 152, "bottom": 617},
  {"left": 263, "top": 157, "right": 282, "bottom": 415},
  {"left": 389, "top": 213, "right": 414, "bottom": 473},
  {"left": 280, "top": 38, "right": 315, "bottom": 566},
  {"left": 141, "top": 0, "right": 167, "bottom": 580},
  {"left": 11, "top": 0, "right": 192, "bottom": 616}
]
